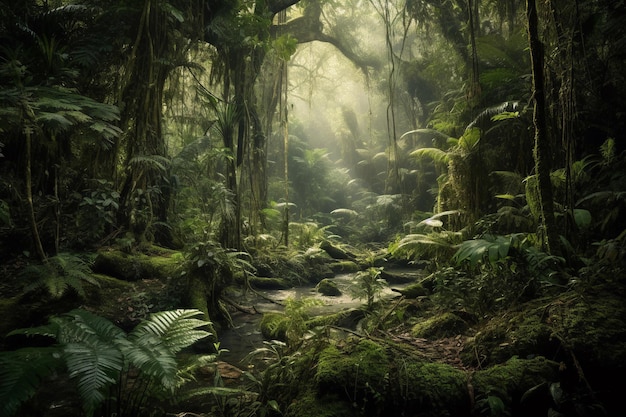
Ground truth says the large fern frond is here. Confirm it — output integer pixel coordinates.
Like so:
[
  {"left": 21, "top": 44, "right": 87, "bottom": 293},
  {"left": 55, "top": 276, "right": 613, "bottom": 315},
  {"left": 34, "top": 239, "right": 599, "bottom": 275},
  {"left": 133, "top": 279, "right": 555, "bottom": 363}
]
[
  {"left": 0, "top": 347, "right": 64, "bottom": 417},
  {"left": 117, "top": 335, "right": 178, "bottom": 390},
  {"left": 64, "top": 341, "right": 123, "bottom": 416},
  {"left": 54, "top": 309, "right": 126, "bottom": 344},
  {"left": 132, "top": 309, "right": 211, "bottom": 354}
]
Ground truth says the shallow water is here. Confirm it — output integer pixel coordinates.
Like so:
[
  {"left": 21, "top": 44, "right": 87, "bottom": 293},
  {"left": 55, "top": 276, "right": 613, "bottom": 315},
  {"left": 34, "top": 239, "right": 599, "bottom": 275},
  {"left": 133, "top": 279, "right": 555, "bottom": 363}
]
[{"left": 217, "top": 270, "right": 420, "bottom": 365}]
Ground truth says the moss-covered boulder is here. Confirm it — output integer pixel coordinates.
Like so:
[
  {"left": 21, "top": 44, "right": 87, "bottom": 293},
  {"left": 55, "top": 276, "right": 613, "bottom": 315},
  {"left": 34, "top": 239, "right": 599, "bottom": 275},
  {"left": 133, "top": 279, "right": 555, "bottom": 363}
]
[
  {"left": 411, "top": 312, "right": 469, "bottom": 339},
  {"left": 313, "top": 337, "right": 471, "bottom": 417},
  {"left": 316, "top": 279, "right": 341, "bottom": 296},
  {"left": 259, "top": 312, "right": 290, "bottom": 341},
  {"left": 306, "top": 308, "right": 365, "bottom": 330},
  {"left": 249, "top": 276, "right": 292, "bottom": 290},
  {"left": 394, "top": 282, "right": 428, "bottom": 298},
  {"left": 285, "top": 389, "right": 354, "bottom": 417},
  {"left": 387, "top": 361, "right": 469, "bottom": 417},
  {"left": 93, "top": 247, "right": 182, "bottom": 281},
  {"left": 472, "top": 356, "right": 558, "bottom": 413},
  {"left": 328, "top": 261, "right": 359, "bottom": 274},
  {"left": 316, "top": 338, "right": 389, "bottom": 411},
  {"left": 320, "top": 240, "right": 355, "bottom": 260}
]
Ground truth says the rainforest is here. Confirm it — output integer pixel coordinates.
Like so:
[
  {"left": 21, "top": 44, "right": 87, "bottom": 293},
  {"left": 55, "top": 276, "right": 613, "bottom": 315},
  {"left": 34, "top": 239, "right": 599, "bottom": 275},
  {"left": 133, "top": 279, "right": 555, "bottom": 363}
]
[{"left": 1, "top": 0, "right": 625, "bottom": 416}]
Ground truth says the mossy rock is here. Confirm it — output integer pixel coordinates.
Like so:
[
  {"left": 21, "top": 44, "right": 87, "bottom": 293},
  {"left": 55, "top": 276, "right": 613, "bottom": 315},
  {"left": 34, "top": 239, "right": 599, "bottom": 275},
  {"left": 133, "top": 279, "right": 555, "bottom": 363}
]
[
  {"left": 387, "top": 360, "right": 469, "bottom": 416},
  {"left": 380, "top": 269, "right": 421, "bottom": 284},
  {"left": 472, "top": 356, "right": 558, "bottom": 410},
  {"left": 320, "top": 240, "right": 354, "bottom": 260},
  {"left": 249, "top": 276, "right": 292, "bottom": 290},
  {"left": 316, "top": 279, "right": 341, "bottom": 296},
  {"left": 411, "top": 312, "right": 468, "bottom": 339},
  {"left": 550, "top": 293, "right": 626, "bottom": 369},
  {"left": 394, "top": 282, "right": 428, "bottom": 298},
  {"left": 461, "top": 311, "right": 556, "bottom": 367},
  {"left": 306, "top": 308, "right": 365, "bottom": 330},
  {"left": 328, "top": 261, "right": 359, "bottom": 274},
  {"left": 285, "top": 389, "right": 354, "bottom": 417},
  {"left": 93, "top": 247, "right": 182, "bottom": 281},
  {"left": 259, "top": 312, "right": 290, "bottom": 341},
  {"left": 316, "top": 338, "right": 388, "bottom": 408}
]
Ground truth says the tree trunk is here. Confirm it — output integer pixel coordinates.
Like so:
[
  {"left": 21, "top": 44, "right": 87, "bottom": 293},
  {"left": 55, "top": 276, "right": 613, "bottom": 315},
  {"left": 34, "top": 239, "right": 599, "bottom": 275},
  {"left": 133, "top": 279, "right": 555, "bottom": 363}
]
[
  {"left": 526, "top": 0, "right": 561, "bottom": 255},
  {"left": 24, "top": 127, "right": 47, "bottom": 262}
]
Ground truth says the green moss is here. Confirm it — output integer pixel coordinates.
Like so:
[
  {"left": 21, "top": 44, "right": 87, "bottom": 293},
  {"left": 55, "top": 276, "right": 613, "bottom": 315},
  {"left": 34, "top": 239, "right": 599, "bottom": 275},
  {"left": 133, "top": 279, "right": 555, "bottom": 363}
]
[
  {"left": 249, "top": 276, "right": 292, "bottom": 290},
  {"left": 306, "top": 308, "right": 364, "bottom": 329},
  {"left": 396, "top": 282, "right": 428, "bottom": 298},
  {"left": 411, "top": 312, "right": 468, "bottom": 339},
  {"left": 463, "top": 311, "right": 555, "bottom": 366},
  {"left": 316, "top": 338, "right": 388, "bottom": 407},
  {"left": 285, "top": 389, "right": 354, "bottom": 417},
  {"left": 259, "top": 312, "right": 290, "bottom": 341},
  {"left": 316, "top": 279, "right": 341, "bottom": 296},
  {"left": 472, "top": 356, "right": 558, "bottom": 407},
  {"left": 328, "top": 261, "right": 359, "bottom": 273},
  {"left": 92, "top": 273, "right": 132, "bottom": 288},
  {"left": 93, "top": 248, "right": 182, "bottom": 281},
  {"left": 552, "top": 294, "right": 626, "bottom": 368},
  {"left": 389, "top": 360, "right": 469, "bottom": 416},
  {"left": 187, "top": 274, "right": 210, "bottom": 321}
]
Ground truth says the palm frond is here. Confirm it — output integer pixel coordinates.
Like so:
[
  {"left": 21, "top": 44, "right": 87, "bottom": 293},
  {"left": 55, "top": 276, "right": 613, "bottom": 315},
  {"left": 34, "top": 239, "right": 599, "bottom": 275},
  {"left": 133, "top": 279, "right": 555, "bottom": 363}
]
[
  {"left": 128, "top": 154, "right": 171, "bottom": 173},
  {"left": 466, "top": 101, "right": 520, "bottom": 131},
  {"left": 409, "top": 147, "right": 449, "bottom": 166},
  {"left": 391, "top": 232, "right": 457, "bottom": 260},
  {"left": 330, "top": 208, "right": 359, "bottom": 217},
  {"left": 400, "top": 128, "right": 453, "bottom": 142}
]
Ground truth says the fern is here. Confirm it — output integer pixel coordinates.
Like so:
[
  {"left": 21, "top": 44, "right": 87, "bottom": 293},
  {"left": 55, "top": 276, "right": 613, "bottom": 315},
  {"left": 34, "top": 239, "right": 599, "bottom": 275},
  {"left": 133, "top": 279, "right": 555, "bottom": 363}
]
[
  {"left": 64, "top": 341, "right": 123, "bottom": 415},
  {"left": 0, "top": 347, "right": 64, "bottom": 417},
  {"left": 21, "top": 253, "right": 100, "bottom": 299},
  {"left": 390, "top": 231, "right": 459, "bottom": 262},
  {"left": 132, "top": 309, "right": 211, "bottom": 354},
  {"left": 0, "top": 309, "right": 213, "bottom": 417}
]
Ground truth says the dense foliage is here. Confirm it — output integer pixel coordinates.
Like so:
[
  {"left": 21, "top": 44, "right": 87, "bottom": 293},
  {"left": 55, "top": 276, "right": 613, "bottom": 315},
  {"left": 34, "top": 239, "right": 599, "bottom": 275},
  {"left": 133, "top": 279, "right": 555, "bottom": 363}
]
[{"left": 1, "top": 0, "right": 625, "bottom": 416}]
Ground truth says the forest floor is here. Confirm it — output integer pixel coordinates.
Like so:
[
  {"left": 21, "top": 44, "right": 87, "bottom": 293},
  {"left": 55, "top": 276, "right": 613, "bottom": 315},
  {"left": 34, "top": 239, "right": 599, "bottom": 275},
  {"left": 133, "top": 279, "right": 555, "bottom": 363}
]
[{"left": 2, "top": 247, "right": 626, "bottom": 417}]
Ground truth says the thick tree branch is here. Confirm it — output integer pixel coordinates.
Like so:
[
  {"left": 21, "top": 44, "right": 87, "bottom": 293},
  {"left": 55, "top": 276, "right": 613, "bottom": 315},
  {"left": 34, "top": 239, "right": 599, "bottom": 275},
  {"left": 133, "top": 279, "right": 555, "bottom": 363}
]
[
  {"left": 267, "top": 0, "right": 301, "bottom": 15},
  {"left": 272, "top": 12, "right": 380, "bottom": 72}
]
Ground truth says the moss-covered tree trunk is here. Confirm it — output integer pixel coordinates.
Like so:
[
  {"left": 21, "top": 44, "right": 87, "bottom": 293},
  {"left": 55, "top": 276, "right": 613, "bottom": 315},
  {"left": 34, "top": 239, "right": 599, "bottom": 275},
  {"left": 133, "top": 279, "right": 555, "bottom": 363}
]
[
  {"left": 526, "top": 0, "right": 561, "bottom": 255},
  {"left": 116, "top": 0, "right": 175, "bottom": 246}
]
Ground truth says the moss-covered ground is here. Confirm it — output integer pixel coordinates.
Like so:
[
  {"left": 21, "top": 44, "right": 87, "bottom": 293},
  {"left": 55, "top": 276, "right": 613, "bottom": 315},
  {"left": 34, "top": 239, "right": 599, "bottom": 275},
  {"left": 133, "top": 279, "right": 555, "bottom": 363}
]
[{"left": 1, "top": 246, "right": 625, "bottom": 417}]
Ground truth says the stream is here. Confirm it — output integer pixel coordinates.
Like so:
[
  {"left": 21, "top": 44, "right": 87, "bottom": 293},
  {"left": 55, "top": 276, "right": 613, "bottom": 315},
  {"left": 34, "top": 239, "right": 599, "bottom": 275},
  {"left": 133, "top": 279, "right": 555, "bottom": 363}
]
[{"left": 217, "top": 270, "right": 419, "bottom": 365}]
